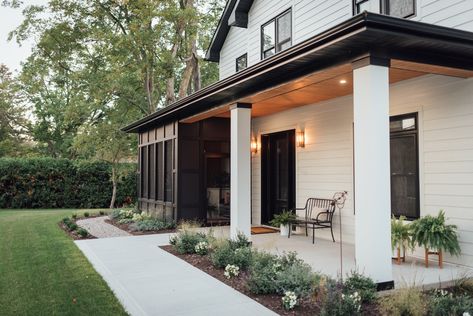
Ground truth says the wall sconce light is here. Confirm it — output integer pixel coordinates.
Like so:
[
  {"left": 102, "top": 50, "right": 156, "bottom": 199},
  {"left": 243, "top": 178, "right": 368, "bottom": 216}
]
[
  {"left": 296, "top": 130, "right": 305, "bottom": 148},
  {"left": 251, "top": 137, "right": 258, "bottom": 154}
]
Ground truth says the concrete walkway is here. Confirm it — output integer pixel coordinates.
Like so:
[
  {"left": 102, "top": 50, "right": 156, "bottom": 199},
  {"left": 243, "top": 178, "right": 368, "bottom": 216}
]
[
  {"left": 75, "top": 234, "right": 277, "bottom": 316},
  {"left": 76, "top": 216, "right": 131, "bottom": 238}
]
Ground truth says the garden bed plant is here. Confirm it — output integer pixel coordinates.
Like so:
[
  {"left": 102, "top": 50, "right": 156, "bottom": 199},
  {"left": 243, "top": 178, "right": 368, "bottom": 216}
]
[
  {"left": 59, "top": 215, "right": 95, "bottom": 240},
  {"left": 106, "top": 208, "right": 176, "bottom": 235},
  {"left": 162, "top": 229, "right": 473, "bottom": 316}
]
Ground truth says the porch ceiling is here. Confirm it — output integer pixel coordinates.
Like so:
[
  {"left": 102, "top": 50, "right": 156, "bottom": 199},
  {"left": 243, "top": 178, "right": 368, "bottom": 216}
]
[{"left": 181, "top": 60, "right": 473, "bottom": 122}]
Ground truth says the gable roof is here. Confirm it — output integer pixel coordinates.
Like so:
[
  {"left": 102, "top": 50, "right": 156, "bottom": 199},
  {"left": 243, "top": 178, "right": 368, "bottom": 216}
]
[{"left": 205, "top": 0, "right": 255, "bottom": 62}]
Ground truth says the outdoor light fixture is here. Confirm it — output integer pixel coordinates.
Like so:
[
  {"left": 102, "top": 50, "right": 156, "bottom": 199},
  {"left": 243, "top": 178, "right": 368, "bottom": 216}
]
[
  {"left": 296, "top": 130, "right": 305, "bottom": 148},
  {"left": 251, "top": 137, "right": 258, "bottom": 154},
  {"left": 339, "top": 79, "right": 347, "bottom": 84}
]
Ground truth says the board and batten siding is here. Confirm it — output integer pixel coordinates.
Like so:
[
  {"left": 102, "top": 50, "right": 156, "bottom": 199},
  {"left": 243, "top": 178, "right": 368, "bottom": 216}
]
[
  {"left": 251, "top": 74, "right": 473, "bottom": 267},
  {"left": 219, "top": 0, "right": 473, "bottom": 79}
]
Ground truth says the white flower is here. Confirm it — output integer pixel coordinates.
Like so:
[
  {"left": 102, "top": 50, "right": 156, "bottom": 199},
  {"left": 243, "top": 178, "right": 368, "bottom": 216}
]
[
  {"left": 463, "top": 313, "right": 471, "bottom": 316},
  {"left": 194, "top": 241, "right": 209, "bottom": 255},
  {"left": 224, "top": 264, "right": 240, "bottom": 279},
  {"left": 282, "top": 291, "right": 298, "bottom": 310}
]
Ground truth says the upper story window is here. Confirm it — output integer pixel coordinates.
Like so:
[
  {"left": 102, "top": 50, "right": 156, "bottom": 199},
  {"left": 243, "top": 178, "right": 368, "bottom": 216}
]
[
  {"left": 354, "top": 0, "right": 416, "bottom": 18},
  {"left": 236, "top": 54, "right": 247, "bottom": 72},
  {"left": 261, "top": 9, "right": 292, "bottom": 60}
]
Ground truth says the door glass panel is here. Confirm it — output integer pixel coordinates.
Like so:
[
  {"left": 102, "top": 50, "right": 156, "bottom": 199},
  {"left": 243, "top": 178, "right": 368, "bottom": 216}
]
[
  {"left": 277, "top": 138, "right": 288, "bottom": 201},
  {"left": 206, "top": 156, "right": 230, "bottom": 224}
]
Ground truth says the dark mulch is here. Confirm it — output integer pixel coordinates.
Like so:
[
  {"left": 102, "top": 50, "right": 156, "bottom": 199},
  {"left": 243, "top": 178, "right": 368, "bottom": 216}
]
[
  {"left": 58, "top": 221, "right": 97, "bottom": 240},
  {"left": 161, "top": 245, "right": 320, "bottom": 316},
  {"left": 105, "top": 219, "right": 176, "bottom": 235}
]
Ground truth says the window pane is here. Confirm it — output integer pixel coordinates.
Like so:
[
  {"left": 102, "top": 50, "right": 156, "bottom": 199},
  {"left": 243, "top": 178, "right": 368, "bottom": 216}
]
[
  {"left": 263, "top": 49, "right": 275, "bottom": 59},
  {"left": 277, "top": 12, "right": 291, "bottom": 44},
  {"left": 388, "top": 0, "right": 415, "bottom": 18},
  {"left": 262, "top": 21, "right": 275, "bottom": 51},
  {"left": 356, "top": 0, "right": 370, "bottom": 14},
  {"left": 142, "top": 147, "right": 148, "bottom": 198},
  {"left": 390, "top": 116, "right": 416, "bottom": 132},
  {"left": 149, "top": 145, "right": 155, "bottom": 200},
  {"left": 164, "top": 140, "right": 173, "bottom": 202},
  {"left": 236, "top": 54, "right": 247, "bottom": 72},
  {"left": 157, "top": 142, "right": 163, "bottom": 200}
]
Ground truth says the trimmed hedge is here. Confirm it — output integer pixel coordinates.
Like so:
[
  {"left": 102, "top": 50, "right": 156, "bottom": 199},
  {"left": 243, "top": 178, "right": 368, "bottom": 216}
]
[{"left": 0, "top": 158, "right": 136, "bottom": 209}]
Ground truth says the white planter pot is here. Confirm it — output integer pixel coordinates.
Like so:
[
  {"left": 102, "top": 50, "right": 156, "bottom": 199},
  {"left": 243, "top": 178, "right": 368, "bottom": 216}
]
[{"left": 280, "top": 224, "right": 289, "bottom": 236}]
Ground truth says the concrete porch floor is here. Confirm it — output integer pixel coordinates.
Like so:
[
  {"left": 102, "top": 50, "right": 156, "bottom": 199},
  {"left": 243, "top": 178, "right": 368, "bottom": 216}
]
[{"left": 203, "top": 226, "right": 473, "bottom": 289}]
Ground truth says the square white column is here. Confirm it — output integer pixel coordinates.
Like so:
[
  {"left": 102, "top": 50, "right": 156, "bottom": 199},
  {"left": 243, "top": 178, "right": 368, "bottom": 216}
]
[
  {"left": 230, "top": 103, "right": 252, "bottom": 239},
  {"left": 353, "top": 60, "right": 393, "bottom": 286}
]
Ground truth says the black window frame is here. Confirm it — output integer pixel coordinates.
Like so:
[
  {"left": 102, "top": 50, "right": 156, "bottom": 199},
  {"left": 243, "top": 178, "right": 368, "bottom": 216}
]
[
  {"left": 235, "top": 53, "right": 248, "bottom": 72},
  {"left": 390, "top": 112, "right": 420, "bottom": 220},
  {"left": 353, "top": 0, "right": 416, "bottom": 18},
  {"left": 260, "top": 8, "right": 292, "bottom": 60}
]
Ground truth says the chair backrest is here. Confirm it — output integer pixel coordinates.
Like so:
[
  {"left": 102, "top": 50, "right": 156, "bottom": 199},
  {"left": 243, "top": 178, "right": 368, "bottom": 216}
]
[{"left": 305, "top": 198, "right": 336, "bottom": 221}]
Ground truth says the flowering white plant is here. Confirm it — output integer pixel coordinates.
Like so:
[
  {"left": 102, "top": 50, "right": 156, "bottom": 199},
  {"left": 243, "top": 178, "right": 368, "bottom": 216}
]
[
  {"left": 463, "top": 312, "right": 471, "bottom": 316},
  {"left": 282, "top": 291, "right": 298, "bottom": 310},
  {"left": 224, "top": 264, "right": 240, "bottom": 279},
  {"left": 195, "top": 241, "right": 209, "bottom": 255},
  {"left": 341, "top": 291, "right": 361, "bottom": 313}
]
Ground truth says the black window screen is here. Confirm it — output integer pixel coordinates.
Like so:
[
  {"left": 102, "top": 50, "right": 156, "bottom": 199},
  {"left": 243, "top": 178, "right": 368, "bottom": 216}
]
[
  {"left": 157, "top": 142, "right": 163, "bottom": 200},
  {"left": 164, "top": 140, "right": 173, "bottom": 202},
  {"left": 149, "top": 145, "right": 155, "bottom": 200}
]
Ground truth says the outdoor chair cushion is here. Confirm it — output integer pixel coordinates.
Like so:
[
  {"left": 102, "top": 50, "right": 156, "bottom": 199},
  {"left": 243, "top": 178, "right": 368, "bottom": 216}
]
[{"left": 296, "top": 207, "right": 328, "bottom": 220}]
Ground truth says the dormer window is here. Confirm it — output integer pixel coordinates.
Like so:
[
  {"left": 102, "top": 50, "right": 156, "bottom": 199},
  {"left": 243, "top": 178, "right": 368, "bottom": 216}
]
[{"left": 261, "top": 9, "right": 292, "bottom": 60}]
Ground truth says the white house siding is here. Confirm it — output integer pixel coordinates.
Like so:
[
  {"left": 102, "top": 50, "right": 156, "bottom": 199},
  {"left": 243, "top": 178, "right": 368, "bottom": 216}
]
[
  {"left": 251, "top": 74, "right": 473, "bottom": 267},
  {"left": 219, "top": 0, "right": 473, "bottom": 79}
]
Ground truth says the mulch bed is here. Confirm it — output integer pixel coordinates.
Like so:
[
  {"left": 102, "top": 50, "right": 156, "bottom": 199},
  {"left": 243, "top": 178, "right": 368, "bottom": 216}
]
[
  {"left": 58, "top": 221, "right": 97, "bottom": 240},
  {"left": 161, "top": 245, "right": 320, "bottom": 316},
  {"left": 105, "top": 219, "right": 176, "bottom": 235}
]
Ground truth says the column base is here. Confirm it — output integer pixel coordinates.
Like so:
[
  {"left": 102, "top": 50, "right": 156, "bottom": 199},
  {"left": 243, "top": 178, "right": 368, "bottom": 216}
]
[{"left": 376, "top": 280, "right": 395, "bottom": 291}]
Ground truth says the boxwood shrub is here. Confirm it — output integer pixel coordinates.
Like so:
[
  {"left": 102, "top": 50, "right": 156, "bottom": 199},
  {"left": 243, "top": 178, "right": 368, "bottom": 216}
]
[{"left": 0, "top": 158, "right": 136, "bottom": 208}]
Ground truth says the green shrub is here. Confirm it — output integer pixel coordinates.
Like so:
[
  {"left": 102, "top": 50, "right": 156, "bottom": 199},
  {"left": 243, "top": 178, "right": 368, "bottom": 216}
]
[
  {"left": 452, "top": 277, "right": 473, "bottom": 296},
  {"left": 247, "top": 251, "right": 318, "bottom": 296},
  {"left": 71, "top": 214, "right": 77, "bottom": 219},
  {"left": 429, "top": 290, "right": 473, "bottom": 316},
  {"left": 172, "top": 230, "right": 209, "bottom": 254},
  {"left": 228, "top": 232, "right": 251, "bottom": 249},
  {"left": 99, "top": 211, "right": 105, "bottom": 216},
  {"left": 68, "top": 223, "right": 78, "bottom": 231},
  {"left": 211, "top": 242, "right": 253, "bottom": 270},
  {"left": 62, "top": 217, "right": 72, "bottom": 226},
  {"left": 129, "top": 219, "right": 176, "bottom": 232},
  {"left": 77, "top": 228, "right": 89, "bottom": 238},
  {"left": 84, "top": 212, "right": 90, "bottom": 218},
  {"left": 379, "top": 287, "right": 427, "bottom": 316},
  {"left": 343, "top": 271, "right": 377, "bottom": 303},
  {"left": 319, "top": 278, "right": 361, "bottom": 316},
  {"left": 0, "top": 158, "right": 136, "bottom": 209},
  {"left": 110, "top": 209, "right": 122, "bottom": 220}
]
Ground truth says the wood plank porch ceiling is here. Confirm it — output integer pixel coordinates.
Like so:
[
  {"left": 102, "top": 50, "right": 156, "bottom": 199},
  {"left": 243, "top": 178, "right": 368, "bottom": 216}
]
[{"left": 181, "top": 60, "right": 473, "bottom": 122}]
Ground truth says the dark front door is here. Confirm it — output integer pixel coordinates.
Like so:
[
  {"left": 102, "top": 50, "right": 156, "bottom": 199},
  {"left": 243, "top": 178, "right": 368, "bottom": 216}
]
[
  {"left": 261, "top": 130, "right": 296, "bottom": 225},
  {"left": 390, "top": 113, "right": 420, "bottom": 219}
]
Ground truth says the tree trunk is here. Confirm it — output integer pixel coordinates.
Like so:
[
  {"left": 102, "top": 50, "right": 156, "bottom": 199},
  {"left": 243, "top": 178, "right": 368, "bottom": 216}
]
[{"left": 110, "top": 165, "right": 117, "bottom": 209}]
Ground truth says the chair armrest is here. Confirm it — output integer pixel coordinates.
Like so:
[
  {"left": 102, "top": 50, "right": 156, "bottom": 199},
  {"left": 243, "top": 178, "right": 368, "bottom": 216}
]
[{"left": 315, "top": 211, "right": 330, "bottom": 221}]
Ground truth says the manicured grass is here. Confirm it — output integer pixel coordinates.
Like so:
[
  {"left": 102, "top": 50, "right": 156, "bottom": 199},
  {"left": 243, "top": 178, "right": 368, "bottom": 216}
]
[{"left": 0, "top": 209, "right": 128, "bottom": 316}]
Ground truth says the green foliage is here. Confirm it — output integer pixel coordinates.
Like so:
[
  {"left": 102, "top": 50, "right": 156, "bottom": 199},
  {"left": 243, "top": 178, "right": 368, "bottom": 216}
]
[
  {"left": 452, "top": 277, "right": 473, "bottom": 296},
  {"left": 71, "top": 214, "right": 77, "bottom": 219},
  {"left": 410, "top": 210, "right": 461, "bottom": 256},
  {"left": 391, "top": 215, "right": 412, "bottom": 252},
  {"left": 429, "top": 290, "right": 473, "bottom": 316},
  {"left": 379, "top": 287, "right": 427, "bottom": 316},
  {"left": 99, "top": 211, "right": 105, "bottom": 216},
  {"left": 77, "top": 228, "right": 88, "bottom": 238},
  {"left": 62, "top": 217, "right": 77, "bottom": 231},
  {"left": 343, "top": 271, "right": 377, "bottom": 303},
  {"left": 172, "top": 230, "right": 209, "bottom": 254},
  {"left": 68, "top": 223, "right": 78, "bottom": 231},
  {"left": 319, "top": 278, "right": 361, "bottom": 316},
  {"left": 84, "top": 212, "right": 90, "bottom": 218},
  {"left": 0, "top": 158, "right": 136, "bottom": 208},
  {"left": 269, "top": 210, "right": 296, "bottom": 227},
  {"left": 228, "top": 232, "right": 251, "bottom": 249},
  {"left": 129, "top": 219, "right": 176, "bottom": 232},
  {"left": 211, "top": 241, "right": 253, "bottom": 270},
  {"left": 247, "top": 251, "right": 318, "bottom": 297}
]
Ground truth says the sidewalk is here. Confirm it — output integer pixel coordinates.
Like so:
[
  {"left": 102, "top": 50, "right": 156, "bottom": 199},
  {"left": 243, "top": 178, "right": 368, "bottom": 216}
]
[{"left": 75, "top": 234, "right": 277, "bottom": 316}]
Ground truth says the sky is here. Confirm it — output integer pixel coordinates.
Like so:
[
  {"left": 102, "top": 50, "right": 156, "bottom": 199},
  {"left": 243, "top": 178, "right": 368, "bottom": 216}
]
[{"left": 0, "top": 0, "right": 47, "bottom": 73}]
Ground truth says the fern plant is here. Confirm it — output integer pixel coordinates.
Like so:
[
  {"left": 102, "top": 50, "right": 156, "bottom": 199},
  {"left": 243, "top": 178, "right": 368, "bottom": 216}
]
[
  {"left": 410, "top": 210, "right": 461, "bottom": 256},
  {"left": 391, "top": 215, "right": 411, "bottom": 252}
]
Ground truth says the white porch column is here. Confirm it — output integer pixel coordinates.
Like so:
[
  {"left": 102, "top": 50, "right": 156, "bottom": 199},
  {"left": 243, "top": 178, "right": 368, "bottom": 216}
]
[
  {"left": 230, "top": 103, "right": 252, "bottom": 239},
  {"left": 353, "top": 58, "right": 393, "bottom": 287}
]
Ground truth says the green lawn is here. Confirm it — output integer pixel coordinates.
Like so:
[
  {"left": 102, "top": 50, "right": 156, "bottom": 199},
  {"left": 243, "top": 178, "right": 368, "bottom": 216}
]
[{"left": 0, "top": 209, "right": 128, "bottom": 316}]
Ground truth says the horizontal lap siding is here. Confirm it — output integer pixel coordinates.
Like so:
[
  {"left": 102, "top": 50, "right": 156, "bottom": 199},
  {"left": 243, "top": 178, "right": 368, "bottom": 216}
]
[
  {"left": 419, "top": 0, "right": 473, "bottom": 31},
  {"left": 252, "top": 74, "right": 473, "bottom": 267}
]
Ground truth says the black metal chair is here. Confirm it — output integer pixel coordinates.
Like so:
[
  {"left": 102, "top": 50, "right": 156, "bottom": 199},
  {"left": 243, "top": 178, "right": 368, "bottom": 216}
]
[{"left": 288, "top": 198, "right": 337, "bottom": 244}]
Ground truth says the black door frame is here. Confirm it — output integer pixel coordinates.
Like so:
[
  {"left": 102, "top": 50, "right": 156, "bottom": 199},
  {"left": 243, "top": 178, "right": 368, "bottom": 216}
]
[{"left": 261, "top": 129, "right": 296, "bottom": 225}]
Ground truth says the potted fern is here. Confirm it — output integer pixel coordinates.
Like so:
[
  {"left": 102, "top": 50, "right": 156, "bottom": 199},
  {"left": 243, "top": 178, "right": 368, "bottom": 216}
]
[
  {"left": 391, "top": 215, "right": 411, "bottom": 264},
  {"left": 410, "top": 210, "right": 461, "bottom": 268},
  {"left": 270, "top": 210, "right": 296, "bottom": 236}
]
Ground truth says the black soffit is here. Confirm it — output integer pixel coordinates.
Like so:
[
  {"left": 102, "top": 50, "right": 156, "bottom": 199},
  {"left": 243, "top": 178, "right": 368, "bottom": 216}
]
[{"left": 123, "top": 12, "right": 473, "bottom": 133}]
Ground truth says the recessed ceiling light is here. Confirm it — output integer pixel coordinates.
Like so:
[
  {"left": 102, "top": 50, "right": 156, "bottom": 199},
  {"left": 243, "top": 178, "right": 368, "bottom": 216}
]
[{"left": 339, "top": 79, "right": 347, "bottom": 84}]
